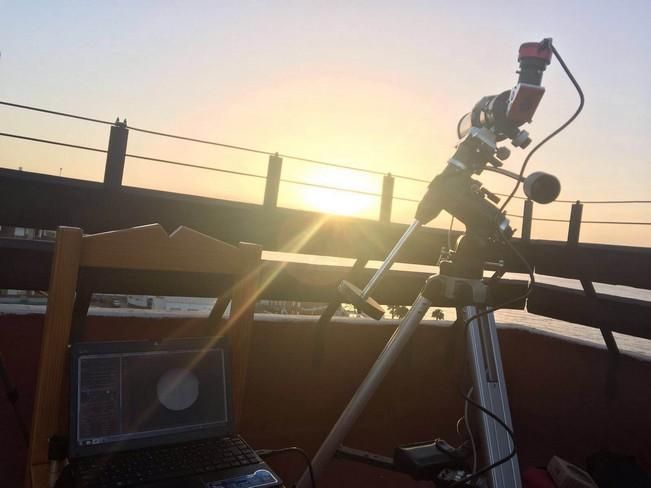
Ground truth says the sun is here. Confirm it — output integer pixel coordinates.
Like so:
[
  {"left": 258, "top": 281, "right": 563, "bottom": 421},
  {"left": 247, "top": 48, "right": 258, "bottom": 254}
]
[
  {"left": 295, "top": 167, "right": 377, "bottom": 218},
  {"left": 303, "top": 187, "right": 374, "bottom": 216}
]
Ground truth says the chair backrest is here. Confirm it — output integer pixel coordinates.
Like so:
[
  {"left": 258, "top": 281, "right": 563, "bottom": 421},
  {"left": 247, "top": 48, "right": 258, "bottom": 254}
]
[{"left": 27, "top": 224, "right": 261, "bottom": 486}]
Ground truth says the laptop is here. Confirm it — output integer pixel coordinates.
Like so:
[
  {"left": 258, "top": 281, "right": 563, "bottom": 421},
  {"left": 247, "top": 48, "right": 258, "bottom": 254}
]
[{"left": 68, "top": 337, "right": 283, "bottom": 488}]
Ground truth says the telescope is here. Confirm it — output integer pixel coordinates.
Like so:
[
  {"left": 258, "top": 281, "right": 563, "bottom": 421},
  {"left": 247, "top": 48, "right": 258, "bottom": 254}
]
[{"left": 301, "top": 38, "right": 571, "bottom": 488}]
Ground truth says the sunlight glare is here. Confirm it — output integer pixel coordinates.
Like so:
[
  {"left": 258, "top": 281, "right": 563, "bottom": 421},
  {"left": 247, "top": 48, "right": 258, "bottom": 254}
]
[{"left": 299, "top": 167, "right": 376, "bottom": 217}]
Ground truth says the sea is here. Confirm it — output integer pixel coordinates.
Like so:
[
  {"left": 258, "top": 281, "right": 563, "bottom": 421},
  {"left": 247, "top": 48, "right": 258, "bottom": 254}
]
[
  {"left": 1, "top": 265, "right": 648, "bottom": 359},
  {"left": 290, "top": 254, "right": 651, "bottom": 359},
  {"left": 420, "top": 274, "right": 651, "bottom": 359}
]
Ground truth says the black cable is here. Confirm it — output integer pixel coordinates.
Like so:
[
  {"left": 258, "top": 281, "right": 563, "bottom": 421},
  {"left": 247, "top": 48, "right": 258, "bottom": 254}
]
[
  {"left": 256, "top": 447, "right": 316, "bottom": 488},
  {"left": 0, "top": 354, "right": 29, "bottom": 445},
  {"left": 499, "top": 43, "right": 585, "bottom": 213},
  {"left": 448, "top": 216, "right": 456, "bottom": 252},
  {"left": 448, "top": 392, "right": 517, "bottom": 487}
]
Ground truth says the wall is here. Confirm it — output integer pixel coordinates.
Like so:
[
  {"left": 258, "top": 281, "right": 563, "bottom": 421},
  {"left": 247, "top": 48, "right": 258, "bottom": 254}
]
[{"left": 1, "top": 313, "right": 648, "bottom": 486}]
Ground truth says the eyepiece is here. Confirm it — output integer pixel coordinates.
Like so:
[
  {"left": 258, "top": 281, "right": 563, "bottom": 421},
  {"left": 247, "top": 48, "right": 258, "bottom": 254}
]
[{"left": 517, "top": 40, "right": 553, "bottom": 85}]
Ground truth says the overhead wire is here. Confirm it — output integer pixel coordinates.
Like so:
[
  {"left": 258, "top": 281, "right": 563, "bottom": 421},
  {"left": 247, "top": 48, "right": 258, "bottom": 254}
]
[
  {"left": 1, "top": 99, "right": 649, "bottom": 212},
  {"left": 0, "top": 131, "right": 107, "bottom": 154},
  {"left": 280, "top": 178, "right": 382, "bottom": 197},
  {"left": 0, "top": 100, "right": 114, "bottom": 126},
  {"left": 125, "top": 153, "right": 266, "bottom": 180},
  {"left": 0, "top": 99, "right": 423, "bottom": 181}
]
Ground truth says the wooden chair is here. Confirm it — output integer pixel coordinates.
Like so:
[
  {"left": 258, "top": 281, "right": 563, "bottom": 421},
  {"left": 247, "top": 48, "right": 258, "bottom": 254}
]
[{"left": 26, "top": 224, "right": 262, "bottom": 488}]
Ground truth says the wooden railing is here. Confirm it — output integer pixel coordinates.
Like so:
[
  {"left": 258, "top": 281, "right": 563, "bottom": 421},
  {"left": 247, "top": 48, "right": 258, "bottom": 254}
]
[
  {"left": 1, "top": 101, "right": 650, "bottom": 353},
  {"left": 0, "top": 167, "right": 649, "bottom": 348}
]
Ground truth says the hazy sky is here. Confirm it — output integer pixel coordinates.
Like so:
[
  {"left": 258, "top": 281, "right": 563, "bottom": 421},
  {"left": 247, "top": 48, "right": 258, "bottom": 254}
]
[{"left": 1, "top": 1, "right": 650, "bottom": 246}]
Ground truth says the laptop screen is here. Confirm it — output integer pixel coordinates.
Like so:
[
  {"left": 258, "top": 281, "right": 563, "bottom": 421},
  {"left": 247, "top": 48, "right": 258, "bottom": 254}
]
[{"left": 70, "top": 339, "right": 233, "bottom": 458}]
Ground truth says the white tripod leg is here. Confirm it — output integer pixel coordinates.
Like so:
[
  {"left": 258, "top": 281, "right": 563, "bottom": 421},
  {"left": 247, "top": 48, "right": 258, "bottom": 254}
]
[
  {"left": 464, "top": 306, "right": 521, "bottom": 488},
  {"left": 296, "top": 295, "right": 433, "bottom": 488}
]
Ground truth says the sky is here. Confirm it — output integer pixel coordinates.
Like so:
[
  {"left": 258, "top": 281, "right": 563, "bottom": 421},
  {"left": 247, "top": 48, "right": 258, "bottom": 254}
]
[{"left": 1, "top": 0, "right": 650, "bottom": 246}]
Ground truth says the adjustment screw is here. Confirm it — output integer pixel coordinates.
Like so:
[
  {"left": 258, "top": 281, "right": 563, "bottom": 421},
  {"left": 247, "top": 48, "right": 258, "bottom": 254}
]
[{"left": 496, "top": 146, "right": 511, "bottom": 160}]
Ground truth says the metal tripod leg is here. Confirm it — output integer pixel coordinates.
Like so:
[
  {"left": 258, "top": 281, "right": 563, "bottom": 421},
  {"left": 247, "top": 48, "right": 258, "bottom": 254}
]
[
  {"left": 296, "top": 294, "right": 433, "bottom": 488},
  {"left": 463, "top": 305, "right": 521, "bottom": 488}
]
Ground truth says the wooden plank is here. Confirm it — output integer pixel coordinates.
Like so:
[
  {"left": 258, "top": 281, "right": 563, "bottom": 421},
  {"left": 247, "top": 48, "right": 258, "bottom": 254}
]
[
  {"left": 226, "top": 242, "right": 262, "bottom": 431},
  {"left": 530, "top": 240, "right": 651, "bottom": 289},
  {"left": 28, "top": 227, "right": 83, "bottom": 469},
  {"left": 527, "top": 283, "right": 651, "bottom": 340},
  {"left": 0, "top": 168, "right": 446, "bottom": 264},
  {"left": 0, "top": 238, "right": 526, "bottom": 307},
  {"left": 70, "top": 268, "right": 234, "bottom": 297},
  {"left": 80, "top": 224, "right": 245, "bottom": 274},
  {"left": 0, "top": 238, "right": 52, "bottom": 290},
  {"left": 29, "top": 464, "right": 50, "bottom": 488},
  {"left": 4, "top": 169, "right": 650, "bottom": 288},
  {"left": 259, "top": 262, "right": 528, "bottom": 309}
]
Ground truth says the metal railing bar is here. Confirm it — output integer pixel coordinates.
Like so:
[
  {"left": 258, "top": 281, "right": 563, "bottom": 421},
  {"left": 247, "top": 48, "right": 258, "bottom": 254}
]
[
  {"left": 509, "top": 214, "right": 651, "bottom": 225},
  {"left": 579, "top": 200, "right": 651, "bottom": 205},
  {"left": 127, "top": 125, "right": 272, "bottom": 157},
  {"left": 393, "top": 195, "right": 420, "bottom": 203},
  {"left": 0, "top": 101, "right": 114, "bottom": 126},
  {"left": 2, "top": 101, "right": 651, "bottom": 207},
  {"left": 280, "top": 178, "right": 382, "bottom": 197},
  {"left": 0, "top": 132, "right": 107, "bottom": 154},
  {"left": 125, "top": 153, "right": 266, "bottom": 179}
]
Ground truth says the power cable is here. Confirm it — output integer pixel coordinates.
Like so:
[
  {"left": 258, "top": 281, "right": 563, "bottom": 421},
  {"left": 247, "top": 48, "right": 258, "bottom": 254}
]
[
  {"left": 499, "top": 44, "right": 585, "bottom": 213},
  {"left": 256, "top": 447, "right": 316, "bottom": 488}
]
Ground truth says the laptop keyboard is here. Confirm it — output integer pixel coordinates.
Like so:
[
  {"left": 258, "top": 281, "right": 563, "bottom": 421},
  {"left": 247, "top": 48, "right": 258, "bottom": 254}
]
[{"left": 76, "top": 436, "right": 261, "bottom": 487}]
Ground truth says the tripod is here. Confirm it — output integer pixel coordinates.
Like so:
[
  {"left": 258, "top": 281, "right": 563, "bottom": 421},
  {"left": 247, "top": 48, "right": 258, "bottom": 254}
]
[{"left": 297, "top": 221, "right": 522, "bottom": 488}]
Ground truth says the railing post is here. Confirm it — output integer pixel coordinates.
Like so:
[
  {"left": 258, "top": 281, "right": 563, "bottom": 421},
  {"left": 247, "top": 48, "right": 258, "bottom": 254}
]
[
  {"left": 521, "top": 199, "right": 533, "bottom": 242},
  {"left": 103, "top": 119, "right": 129, "bottom": 189},
  {"left": 567, "top": 200, "right": 583, "bottom": 244},
  {"left": 264, "top": 153, "right": 283, "bottom": 208},
  {"left": 379, "top": 173, "right": 394, "bottom": 223}
]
